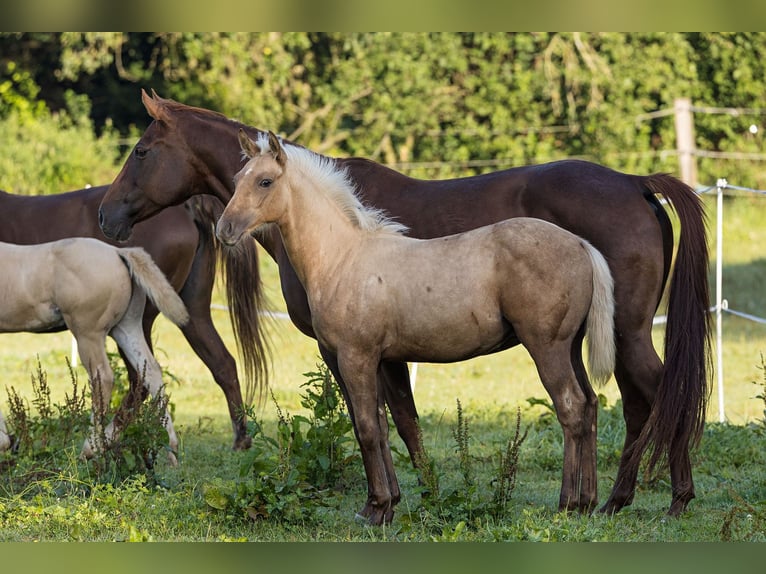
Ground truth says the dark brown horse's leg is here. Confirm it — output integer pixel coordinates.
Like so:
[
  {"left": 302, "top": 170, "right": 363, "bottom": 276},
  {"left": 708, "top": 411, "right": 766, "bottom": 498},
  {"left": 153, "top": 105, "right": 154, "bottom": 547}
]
[
  {"left": 375, "top": 372, "right": 401, "bottom": 510},
  {"left": 599, "top": 344, "right": 659, "bottom": 514},
  {"left": 668, "top": 444, "right": 695, "bottom": 516},
  {"left": 379, "top": 361, "right": 422, "bottom": 467},
  {"left": 177, "top": 251, "right": 250, "bottom": 450}
]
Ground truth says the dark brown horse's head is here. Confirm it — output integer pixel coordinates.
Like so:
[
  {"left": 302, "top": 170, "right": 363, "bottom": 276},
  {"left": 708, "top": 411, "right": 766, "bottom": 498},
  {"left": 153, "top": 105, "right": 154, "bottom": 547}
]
[{"left": 99, "top": 89, "right": 246, "bottom": 241}]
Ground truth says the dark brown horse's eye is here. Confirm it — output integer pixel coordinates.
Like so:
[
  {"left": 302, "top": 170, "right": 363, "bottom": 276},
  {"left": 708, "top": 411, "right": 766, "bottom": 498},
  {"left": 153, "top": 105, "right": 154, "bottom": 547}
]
[
  {"left": 259, "top": 178, "right": 272, "bottom": 188},
  {"left": 135, "top": 146, "right": 148, "bottom": 159}
]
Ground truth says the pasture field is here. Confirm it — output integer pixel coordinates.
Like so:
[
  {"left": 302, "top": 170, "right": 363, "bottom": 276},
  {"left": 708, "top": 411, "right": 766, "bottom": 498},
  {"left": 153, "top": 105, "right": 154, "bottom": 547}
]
[{"left": 0, "top": 193, "right": 764, "bottom": 542}]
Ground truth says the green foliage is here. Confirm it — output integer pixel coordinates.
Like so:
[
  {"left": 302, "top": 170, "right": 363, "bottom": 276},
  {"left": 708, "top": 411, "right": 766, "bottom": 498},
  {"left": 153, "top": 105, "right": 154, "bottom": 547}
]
[
  {"left": 0, "top": 108, "right": 124, "bottom": 195},
  {"left": 1, "top": 356, "right": 177, "bottom": 497},
  {"left": 0, "top": 61, "right": 47, "bottom": 122},
  {"left": 3, "top": 32, "right": 766, "bottom": 189},
  {"left": 203, "top": 361, "right": 359, "bottom": 524},
  {"left": 3, "top": 358, "right": 89, "bottom": 461},
  {"left": 411, "top": 400, "right": 528, "bottom": 530}
]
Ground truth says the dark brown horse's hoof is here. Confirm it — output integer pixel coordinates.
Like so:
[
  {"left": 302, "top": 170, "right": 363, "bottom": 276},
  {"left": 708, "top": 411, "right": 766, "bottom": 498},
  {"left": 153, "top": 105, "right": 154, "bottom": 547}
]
[
  {"left": 354, "top": 504, "right": 394, "bottom": 526},
  {"left": 232, "top": 435, "right": 252, "bottom": 451}
]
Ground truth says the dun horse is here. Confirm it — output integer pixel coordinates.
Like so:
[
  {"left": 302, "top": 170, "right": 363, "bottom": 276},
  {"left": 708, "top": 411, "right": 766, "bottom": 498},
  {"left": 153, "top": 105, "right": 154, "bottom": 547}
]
[
  {"left": 0, "top": 238, "right": 189, "bottom": 462},
  {"left": 216, "top": 131, "right": 616, "bottom": 525},
  {"left": 0, "top": 187, "right": 267, "bottom": 450},
  {"left": 98, "top": 91, "right": 711, "bottom": 516}
]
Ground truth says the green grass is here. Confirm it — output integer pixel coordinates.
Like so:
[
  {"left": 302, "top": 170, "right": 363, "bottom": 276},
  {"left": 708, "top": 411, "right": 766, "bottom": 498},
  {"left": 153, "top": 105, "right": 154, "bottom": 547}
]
[{"left": 1, "top": 191, "right": 765, "bottom": 541}]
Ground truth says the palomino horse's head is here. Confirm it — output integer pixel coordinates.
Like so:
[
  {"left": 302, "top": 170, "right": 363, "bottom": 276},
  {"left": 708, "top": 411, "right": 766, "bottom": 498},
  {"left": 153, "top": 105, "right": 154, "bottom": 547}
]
[
  {"left": 215, "top": 130, "right": 286, "bottom": 246},
  {"left": 99, "top": 89, "right": 234, "bottom": 242}
]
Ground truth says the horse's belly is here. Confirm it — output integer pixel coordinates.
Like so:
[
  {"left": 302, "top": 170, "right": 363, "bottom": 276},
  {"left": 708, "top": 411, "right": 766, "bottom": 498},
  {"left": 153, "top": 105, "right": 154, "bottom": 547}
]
[
  {"left": 384, "top": 308, "right": 515, "bottom": 363},
  {"left": 0, "top": 302, "right": 64, "bottom": 333}
]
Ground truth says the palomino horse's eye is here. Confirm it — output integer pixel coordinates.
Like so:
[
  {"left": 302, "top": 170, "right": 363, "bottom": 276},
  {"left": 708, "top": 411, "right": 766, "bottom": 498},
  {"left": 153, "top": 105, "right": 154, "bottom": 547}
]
[
  {"left": 135, "top": 146, "right": 148, "bottom": 160},
  {"left": 259, "top": 179, "right": 273, "bottom": 188}
]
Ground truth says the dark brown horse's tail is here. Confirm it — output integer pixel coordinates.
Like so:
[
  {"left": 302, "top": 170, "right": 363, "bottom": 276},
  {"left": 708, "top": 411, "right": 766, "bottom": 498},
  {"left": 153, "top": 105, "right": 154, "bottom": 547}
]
[
  {"left": 629, "top": 174, "right": 712, "bottom": 475},
  {"left": 190, "top": 196, "right": 272, "bottom": 405}
]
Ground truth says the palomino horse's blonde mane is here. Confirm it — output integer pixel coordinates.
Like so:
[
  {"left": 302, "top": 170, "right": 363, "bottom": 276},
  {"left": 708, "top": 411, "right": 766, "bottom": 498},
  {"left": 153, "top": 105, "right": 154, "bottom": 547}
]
[{"left": 252, "top": 133, "right": 409, "bottom": 235}]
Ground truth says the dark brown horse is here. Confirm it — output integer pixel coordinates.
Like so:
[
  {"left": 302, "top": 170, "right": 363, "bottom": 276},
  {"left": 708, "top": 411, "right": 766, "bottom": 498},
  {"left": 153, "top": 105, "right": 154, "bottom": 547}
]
[
  {"left": 98, "top": 90, "right": 711, "bottom": 517},
  {"left": 0, "top": 185, "right": 268, "bottom": 450}
]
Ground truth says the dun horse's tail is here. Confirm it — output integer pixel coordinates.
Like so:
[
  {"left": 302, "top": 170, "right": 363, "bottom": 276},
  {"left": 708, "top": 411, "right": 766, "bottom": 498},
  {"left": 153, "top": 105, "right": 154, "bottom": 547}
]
[
  {"left": 628, "top": 175, "right": 712, "bottom": 475},
  {"left": 582, "top": 241, "right": 616, "bottom": 386},
  {"left": 118, "top": 247, "right": 190, "bottom": 327}
]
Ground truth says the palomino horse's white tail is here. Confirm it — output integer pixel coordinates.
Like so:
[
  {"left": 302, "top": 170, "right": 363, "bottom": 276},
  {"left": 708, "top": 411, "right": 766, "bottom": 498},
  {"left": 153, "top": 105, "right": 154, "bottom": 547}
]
[
  {"left": 118, "top": 248, "right": 190, "bottom": 327},
  {"left": 582, "top": 241, "right": 616, "bottom": 386}
]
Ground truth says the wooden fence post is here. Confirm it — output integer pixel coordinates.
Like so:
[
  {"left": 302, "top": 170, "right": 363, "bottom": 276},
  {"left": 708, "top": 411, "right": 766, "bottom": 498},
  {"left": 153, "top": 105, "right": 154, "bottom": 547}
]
[{"left": 674, "top": 97, "right": 698, "bottom": 187}]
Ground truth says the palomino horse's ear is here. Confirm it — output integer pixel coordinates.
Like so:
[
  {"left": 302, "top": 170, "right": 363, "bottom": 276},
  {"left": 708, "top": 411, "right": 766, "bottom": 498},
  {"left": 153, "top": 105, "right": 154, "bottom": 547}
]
[
  {"left": 268, "top": 131, "right": 286, "bottom": 166},
  {"left": 142, "top": 88, "right": 171, "bottom": 124},
  {"left": 238, "top": 128, "right": 259, "bottom": 158}
]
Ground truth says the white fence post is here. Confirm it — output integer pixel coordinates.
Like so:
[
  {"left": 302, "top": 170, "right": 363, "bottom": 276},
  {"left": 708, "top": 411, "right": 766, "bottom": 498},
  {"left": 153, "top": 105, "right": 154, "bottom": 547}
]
[{"left": 715, "top": 179, "right": 727, "bottom": 423}]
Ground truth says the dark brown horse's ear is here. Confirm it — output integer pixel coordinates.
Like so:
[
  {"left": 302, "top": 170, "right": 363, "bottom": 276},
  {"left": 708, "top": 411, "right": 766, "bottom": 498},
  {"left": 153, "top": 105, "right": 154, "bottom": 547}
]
[
  {"left": 142, "top": 88, "right": 171, "bottom": 124},
  {"left": 268, "top": 131, "right": 286, "bottom": 166},
  {"left": 238, "top": 128, "right": 259, "bottom": 158}
]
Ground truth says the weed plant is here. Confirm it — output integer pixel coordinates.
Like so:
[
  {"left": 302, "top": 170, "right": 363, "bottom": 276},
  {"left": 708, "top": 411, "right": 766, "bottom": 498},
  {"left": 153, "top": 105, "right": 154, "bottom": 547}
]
[
  {"left": 0, "top": 355, "right": 175, "bottom": 498},
  {"left": 1, "top": 353, "right": 765, "bottom": 541}
]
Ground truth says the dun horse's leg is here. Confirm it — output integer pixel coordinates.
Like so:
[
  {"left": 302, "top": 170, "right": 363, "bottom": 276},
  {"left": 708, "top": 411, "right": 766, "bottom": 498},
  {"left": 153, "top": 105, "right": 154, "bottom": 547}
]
[
  {"left": 321, "top": 347, "right": 406, "bottom": 507},
  {"left": 571, "top": 332, "right": 599, "bottom": 511},
  {"left": 530, "top": 342, "right": 596, "bottom": 513},
  {"left": 338, "top": 354, "right": 395, "bottom": 526}
]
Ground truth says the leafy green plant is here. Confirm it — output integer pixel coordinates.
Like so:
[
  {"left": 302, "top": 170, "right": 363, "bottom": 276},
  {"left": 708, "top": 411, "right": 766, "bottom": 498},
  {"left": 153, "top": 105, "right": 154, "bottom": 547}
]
[
  {"left": 3, "top": 357, "right": 89, "bottom": 460},
  {"left": 415, "top": 399, "right": 528, "bottom": 527},
  {"left": 204, "top": 360, "right": 359, "bottom": 523},
  {"left": 1, "top": 355, "right": 178, "bottom": 497},
  {"left": 491, "top": 406, "right": 528, "bottom": 516}
]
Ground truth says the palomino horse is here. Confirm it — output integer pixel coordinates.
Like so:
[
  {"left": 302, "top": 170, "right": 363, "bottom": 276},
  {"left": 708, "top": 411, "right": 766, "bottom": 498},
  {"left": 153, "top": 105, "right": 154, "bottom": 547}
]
[
  {"left": 0, "top": 187, "right": 267, "bottom": 450},
  {"left": 0, "top": 409, "right": 9, "bottom": 451},
  {"left": 0, "top": 238, "right": 188, "bottom": 462},
  {"left": 216, "top": 131, "right": 616, "bottom": 524},
  {"left": 98, "top": 91, "right": 711, "bottom": 517}
]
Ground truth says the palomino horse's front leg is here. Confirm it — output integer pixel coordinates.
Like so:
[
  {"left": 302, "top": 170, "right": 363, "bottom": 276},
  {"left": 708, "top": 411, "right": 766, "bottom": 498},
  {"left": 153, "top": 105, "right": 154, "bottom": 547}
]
[{"left": 339, "top": 354, "right": 396, "bottom": 525}]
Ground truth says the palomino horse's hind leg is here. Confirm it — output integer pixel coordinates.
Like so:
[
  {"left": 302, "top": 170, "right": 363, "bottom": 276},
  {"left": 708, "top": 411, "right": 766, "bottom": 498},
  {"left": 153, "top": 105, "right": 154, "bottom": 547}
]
[
  {"left": 0, "top": 409, "right": 11, "bottom": 451},
  {"left": 73, "top": 333, "right": 117, "bottom": 459},
  {"left": 110, "top": 320, "right": 179, "bottom": 466},
  {"left": 530, "top": 341, "right": 598, "bottom": 513}
]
